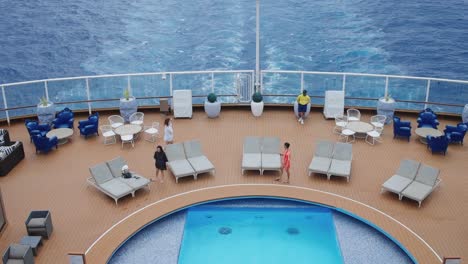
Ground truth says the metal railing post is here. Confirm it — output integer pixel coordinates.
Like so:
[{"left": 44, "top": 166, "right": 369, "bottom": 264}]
[
  {"left": 300, "top": 72, "right": 304, "bottom": 92},
  {"left": 424, "top": 79, "right": 431, "bottom": 109},
  {"left": 342, "top": 74, "right": 346, "bottom": 92},
  {"left": 169, "top": 73, "right": 173, "bottom": 96},
  {"left": 85, "top": 78, "right": 92, "bottom": 114},
  {"left": 211, "top": 72, "right": 214, "bottom": 93},
  {"left": 1, "top": 85, "right": 10, "bottom": 126},
  {"left": 259, "top": 72, "right": 263, "bottom": 93},
  {"left": 384, "top": 76, "right": 389, "bottom": 98},
  {"left": 44, "top": 81, "right": 49, "bottom": 101}
]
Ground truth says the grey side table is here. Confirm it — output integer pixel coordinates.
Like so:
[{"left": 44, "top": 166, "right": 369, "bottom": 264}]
[{"left": 20, "top": 235, "right": 43, "bottom": 256}]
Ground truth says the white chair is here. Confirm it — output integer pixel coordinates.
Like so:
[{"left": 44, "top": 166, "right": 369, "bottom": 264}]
[
  {"left": 333, "top": 115, "right": 348, "bottom": 134},
  {"left": 108, "top": 115, "right": 124, "bottom": 129},
  {"left": 339, "top": 128, "right": 356, "bottom": 143},
  {"left": 121, "top": 134, "right": 134, "bottom": 148},
  {"left": 173, "top": 90, "right": 193, "bottom": 118},
  {"left": 99, "top": 125, "right": 116, "bottom": 145},
  {"left": 347, "top": 108, "right": 361, "bottom": 121},
  {"left": 144, "top": 122, "right": 160, "bottom": 142},
  {"left": 370, "top": 115, "right": 386, "bottom": 129},
  {"left": 366, "top": 127, "right": 384, "bottom": 145},
  {"left": 130, "top": 112, "right": 144, "bottom": 126},
  {"left": 323, "top": 90, "right": 345, "bottom": 119}
]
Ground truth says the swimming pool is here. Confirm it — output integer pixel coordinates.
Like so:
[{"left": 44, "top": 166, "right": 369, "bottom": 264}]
[{"left": 178, "top": 206, "right": 343, "bottom": 264}]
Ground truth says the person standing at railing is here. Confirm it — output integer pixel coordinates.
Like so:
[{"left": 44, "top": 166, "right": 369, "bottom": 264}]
[
  {"left": 164, "top": 118, "right": 174, "bottom": 144},
  {"left": 297, "top": 90, "right": 310, "bottom": 125}
]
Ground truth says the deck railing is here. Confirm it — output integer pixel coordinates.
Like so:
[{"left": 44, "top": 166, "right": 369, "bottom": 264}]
[{"left": 1, "top": 70, "right": 467, "bottom": 124}]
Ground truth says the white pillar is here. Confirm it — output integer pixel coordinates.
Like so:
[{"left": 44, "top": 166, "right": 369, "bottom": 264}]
[{"left": 255, "top": 0, "right": 260, "bottom": 91}]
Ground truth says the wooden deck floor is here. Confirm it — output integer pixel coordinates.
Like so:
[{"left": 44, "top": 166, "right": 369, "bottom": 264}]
[{"left": 0, "top": 108, "right": 466, "bottom": 263}]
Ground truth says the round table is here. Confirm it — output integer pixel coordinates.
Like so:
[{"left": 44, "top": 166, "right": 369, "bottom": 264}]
[
  {"left": 46, "top": 128, "right": 74, "bottom": 145},
  {"left": 415, "top": 128, "right": 443, "bottom": 144},
  {"left": 114, "top": 124, "right": 142, "bottom": 136},
  {"left": 346, "top": 121, "right": 373, "bottom": 138}
]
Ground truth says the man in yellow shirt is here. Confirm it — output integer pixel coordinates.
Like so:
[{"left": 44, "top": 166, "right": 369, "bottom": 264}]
[{"left": 297, "top": 90, "right": 310, "bottom": 124}]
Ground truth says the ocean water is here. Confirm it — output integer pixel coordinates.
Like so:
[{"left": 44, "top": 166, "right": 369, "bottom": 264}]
[{"left": 1, "top": 0, "right": 467, "bottom": 83}]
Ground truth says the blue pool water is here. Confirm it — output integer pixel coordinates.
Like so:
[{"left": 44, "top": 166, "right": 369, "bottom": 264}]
[{"left": 178, "top": 206, "right": 343, "bottom": 264}]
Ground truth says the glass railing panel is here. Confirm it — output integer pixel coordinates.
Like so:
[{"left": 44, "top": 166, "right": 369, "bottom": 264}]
[
  {"left": 88, "top": 76, "right": 127, "bottom": 109},
  {"left": 387, "top": 78, "right": 426, "bottom": 111},
  {"left": 213, "top": 73, "right": 241, "bottom": 104},
  {"left": 344, "top": 75, "right": 385, "bottom": 108},
  {"left": 0, "top": 95, "right": 5, "bottom": 120},
  {"left": 130, "top": 74, "right": 170, "bottom": 107},
  {"left": 426, "top": 81, "right": 468, "bottom": 114},
  {"left": 172, "top": 73, "right": 212, "bottom": 104},
  {"left": 4, "top": 82, "right": 44, "bottom": 118},
  {"left": 303, "top": 73, "right": 343, "bottom": 105},
  {"left": 47, "top": 79, "right": 88, "bottom": 112},
  {"left": 261, "top": 72, "right": 300, "bottom": 104}
]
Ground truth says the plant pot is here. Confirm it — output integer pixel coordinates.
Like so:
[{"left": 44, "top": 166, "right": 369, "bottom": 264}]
[
  {"left": 377, "top": 97, "right": 396, "bottom": 124},
  {"left": 119, "top": 97, "right": 138, "bottom": 122},
  {"left": 204, "top": 100, "right": 221, "bottom": 118},
  {"left": 251, "top": 101, "right": 264, "bottom": 117},
  {"left": 462, "top": 104, "right": 468, "bottom": 123},
  {"left": 37, "top": 102, "right": 55, "bottom": 125}
]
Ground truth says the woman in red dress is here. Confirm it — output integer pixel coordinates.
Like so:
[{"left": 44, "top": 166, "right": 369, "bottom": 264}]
[{"left": 276, "top": 142, "right": 291, "bottom": 184}]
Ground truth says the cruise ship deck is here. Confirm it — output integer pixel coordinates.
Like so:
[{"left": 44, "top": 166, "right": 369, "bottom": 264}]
[{"left": 0, "top": 108, "right": 466, "bottom": 263}]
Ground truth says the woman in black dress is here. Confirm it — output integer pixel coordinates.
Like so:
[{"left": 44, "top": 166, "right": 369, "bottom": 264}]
[{"left": 154, "top": 145, "right": 168, "bottom": 183}]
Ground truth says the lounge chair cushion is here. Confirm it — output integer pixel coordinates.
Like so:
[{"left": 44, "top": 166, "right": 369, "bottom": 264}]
[
  {"left": 90, "top": 163, "right": 114, "bottom": 184},
  {"left": 118, "top": 174, "right": 150, "bottom": 190},
  {"left": 414, "top": 164, "right": 439, "bottom": 186},
  {"left": 309, "top": 157, "right": 332, "bottom": 174},
  {"left": 262, "top": 137, "right": 280, "bottom": 154},
  {"left": 382, "top": 175, "right": 413, "bottom": 193},
  {"left": 328, "top": 159, "right": 351, "bottom": 177},
  {"left": 99, "top": 179, "right": 133, "bottom": 197},
  {"left": 401, "top": 181, "right": 434, "bottom": 201},
  {"left": 261, "top": 153, "right": 281, "bottom": 169},
  {"left": 332, "top": 142, "right": 352, "bottom": 161},
  {"left": 27, "top": 218, "right": 46, "bottom": 228},
  {"left": 244, "top": 137, "right": 262, "bottom": 153},
  {"left": 183, "top": 140, "right": 204, "bottom": 158},
  {"left": 165, "top": 143, "right": 187, "bottom": 161},
  {"left": 188, "top": 156, "right": 214, "bottom": 173},
  {"left": 315, "top": 140, "right": 334, "bottom": 158},
  {"left": 396, "top": 160, "right": 420, "bottom": 180},
  {"left": 168, "top": 160, "right": 195, "bottom": 177},
  {"left": 8, "top": 244, "right": 29, "bottom": 258},
  {"left": 6, "top": 259, "right": 24, "bottom": 264},
  {"left": 107, "top": 157, "right": 127, "bottom": 178},
  {"left": 242, "top": 153, "right": 261, "bottom": 169}
]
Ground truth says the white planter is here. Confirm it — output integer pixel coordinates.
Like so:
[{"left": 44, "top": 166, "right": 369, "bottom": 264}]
[
  {"left": 37, "top": 102, "right": 55, "bottom": 125},
  {"left": 204, "top": 101, "right": 221, "bottom": 118},
  {"left": 119, "top": 97, "right": 138, "bottom": 122},
  {"left": 377, "top": 97, "right": 396, "bottom": 124},
  {"left": 251, "top": 101, "right": 264, "bottom": 117}
]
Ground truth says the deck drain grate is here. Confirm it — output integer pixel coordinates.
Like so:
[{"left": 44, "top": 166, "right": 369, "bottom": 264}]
[
  {"left": 218, "top": 227, "right": 232, "bottom": 235},
  {"left": 286, "top": 227, "right": 300, "bottom": 235}
]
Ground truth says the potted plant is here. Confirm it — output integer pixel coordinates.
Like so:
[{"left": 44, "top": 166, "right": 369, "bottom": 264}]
[
  {"left": 251, "top": 92, "right": 264, "bottom": 117},
  {"left": 119, "top": 88, "right": 138, "bottom": 122},
  {"left": 37, "top": 96, "right": 55, "bottom": 124},
  {"left": 204, "top": 93, "right": 221, "bottom": 118},
  {"left": 377, "top": 94, "right": 396, "bottom": 124}
]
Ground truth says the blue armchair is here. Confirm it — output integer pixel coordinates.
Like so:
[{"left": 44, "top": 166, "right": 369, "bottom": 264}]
[
  {"left": 418, "top": 107, "right": 435, "bottom": 115},
  {"left": 25, "top": 119, "right": 51, "bottom": 142},
  {"left": 52, "top": 108, "right": 74, "bottom": 129},
  {"left": 32, "top": 135, "right": 58, "bottom": 154},
  {"left": 444, "top": 123, "right": 467, "bottom": 145},
  {"left": 417, "top": 112, "right": 439, "bottom": 129},
  {"left": 426, "top": 135, "right": 449, "bottom": 155},
  {"left": 78, "top": 113, "right": 99, "bottom": 138},
  {"left": 393, "top": 116, "right": 412, "bottom": 141}
]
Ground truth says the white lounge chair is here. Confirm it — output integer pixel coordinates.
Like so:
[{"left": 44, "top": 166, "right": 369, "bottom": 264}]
[
  {"left": 323, "top": 90, "right": 344, "bottom": 119},
  {"left": 183, "top": 140, "right": 215, "bottom": 176},
  {"left": 400, "top": 164, "right": 441, "bottom": 207},
  {"left": 106, "top": 156, "right": 151, "bottom": 192},
  {"left": 165, "top": 143, "right": 197, "bottom": 183},
  {"left": 173, "top": 90, "right": 193, "bottom": 118},
  {"left": 308, "top": 140, "right": 335, "bottom": 176},
  {"left": 87, "top": 163, "right": 134, "bottom": 205},
  {"left": 241, "top": 137, "right": 262, "bottom": 175},
  {"left": 261, "top": 137, "right": 281, "bottom": 175},
  {"left": 381, "top": 159, "right": 420, "bottom": 197},
  {"left": 328, "top": 142, "right": 353, "bottom": 181}
]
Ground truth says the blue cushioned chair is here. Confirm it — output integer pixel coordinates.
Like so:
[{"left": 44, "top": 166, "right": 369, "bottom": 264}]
[
  {"left": 417, "top": 112, "right": 439, "bottom": 129},
  {"left": 418, "top": 107, "right": 435, "bottom": 115},
  {"left": 426, "top": 135, "right": 449, "bottom": 155},
  {"left": 32, "top": 135, "right": 58, "bottom": 154},
  {"left": 25, "top": 119, "right": 51, "bottom": 142},
  {"left": 444, "top": 123, "right": 467, "bottom": 145},
  {"left": 52, "top": 107, "right": 74, "bottom": 129},
  {"left": 393, "top": 116, "right": 412, "bottom": 141},
  {"left": 78, "top": 113, "right": 99, "bottom": 138}
]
